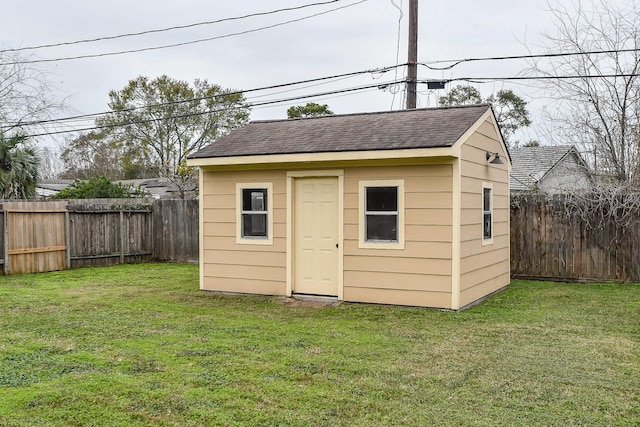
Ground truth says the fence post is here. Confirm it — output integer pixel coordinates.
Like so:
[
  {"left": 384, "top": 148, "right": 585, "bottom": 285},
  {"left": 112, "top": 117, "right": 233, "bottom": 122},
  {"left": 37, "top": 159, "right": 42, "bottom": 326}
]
[
  {"left": 65, "top": 210, "right": 71, "bottom": 269},
  {"left": 3, "top": 209, "right": 7, "bottom": 275},
  {"left": 120, "top": 209, "right": 125, "bottom": 264}
]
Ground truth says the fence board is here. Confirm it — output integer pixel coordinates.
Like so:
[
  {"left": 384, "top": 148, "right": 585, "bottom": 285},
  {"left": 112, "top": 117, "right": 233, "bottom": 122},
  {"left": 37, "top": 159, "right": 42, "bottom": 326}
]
[
  {"left": 152, "top": 199, "right": 199, "bottom": 262},
  {"left": 1, "top": 201, "right": 68, "bottom": 274},
  {"left": 68, "top": 201, "right": 153, "bottom": 269},
  {"left": 0, "top": 194, "right": 636, "bottom": 282},
  {"left": 0, "top": 199, "right": 197, "bottom": 274},
  {"left": 511, "top": 193, "right": 639, "bottom": 282}
]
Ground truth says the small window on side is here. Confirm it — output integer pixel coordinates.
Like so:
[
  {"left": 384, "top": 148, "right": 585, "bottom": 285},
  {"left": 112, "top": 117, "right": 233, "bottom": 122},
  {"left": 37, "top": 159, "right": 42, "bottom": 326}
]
[{"left": 482, "top": 186, "right": 493, "bottom": 241}]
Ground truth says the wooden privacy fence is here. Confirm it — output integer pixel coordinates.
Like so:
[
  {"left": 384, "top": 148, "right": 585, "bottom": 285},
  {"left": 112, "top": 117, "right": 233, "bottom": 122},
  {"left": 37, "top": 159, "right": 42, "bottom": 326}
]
[
  {"left": 3, "top": 195, "right": 639, "bottom": 281},
  {"left": 68, "top": 201, "right": 153, "bottom": 269},
  {"left": 3, "top": 201, "right": 68, "bottom": 274},
  {"left": 0, "top": 199, "right": 199, "bottom": 274},
  {"left": 511, "top": 193, "right": 640, "bottom": 282}
]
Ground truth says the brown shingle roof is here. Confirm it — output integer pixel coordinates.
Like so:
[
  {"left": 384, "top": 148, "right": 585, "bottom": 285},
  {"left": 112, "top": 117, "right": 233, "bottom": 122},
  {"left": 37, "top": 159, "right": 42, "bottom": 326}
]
[{"left": 189, "top": 105, "right": 490, "bottom": 159}]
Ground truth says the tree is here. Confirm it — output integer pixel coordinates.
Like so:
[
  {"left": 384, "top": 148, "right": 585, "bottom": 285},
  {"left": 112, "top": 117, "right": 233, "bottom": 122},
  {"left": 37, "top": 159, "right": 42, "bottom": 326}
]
[
  {"left": 438, "top": 86, "right": 483, "bottom": 106},
  {"left": 60, "top": 131, "right": 155, "bottom": 180},
  {"left": 52, "top": 176, "right": 146, "bottom": 199},
  {"left": 486, "top": 90, "right": 532, "bottom": 144},
  {"left": 0, "top": 133, "right": 39, "bottom": 199},
  {"left": 438, "top": 85, "right": 531, "bottom": 145},
  {"left": 287, "top": 102, "right": 334, "bottom": 119},
  {"left": 96, "top": 75, "right": 250, "bottom": 196},
  {"left": 529, "top": 0, "right": 640, "bottom": 183},
  {"left": 0, "top": 50, "right": 65, "bottom": 134}
]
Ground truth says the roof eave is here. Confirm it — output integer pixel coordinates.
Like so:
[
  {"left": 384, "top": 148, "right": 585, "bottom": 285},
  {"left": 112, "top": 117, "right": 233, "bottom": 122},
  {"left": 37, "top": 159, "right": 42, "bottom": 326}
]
[{"left": 187, "top": 146, "right": 458, "bottom": 168}]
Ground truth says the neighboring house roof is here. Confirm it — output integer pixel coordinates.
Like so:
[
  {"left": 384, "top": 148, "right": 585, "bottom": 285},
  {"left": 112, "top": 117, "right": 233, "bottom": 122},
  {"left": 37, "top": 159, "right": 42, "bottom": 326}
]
[
  {"left": 510, "top": 145, "right": 591, "bottom": 192},
  {"left": 36, "top": 179, "right": 76, "bottom": 198},
  {"left": 36, "top": 178, "right": 197, "bottom": 199},
  {"left": 189, "top": 105, "right": 492, "bottom": 159},
  {"left": 119, "top": 178, "right": 197, "bottom": 199}
]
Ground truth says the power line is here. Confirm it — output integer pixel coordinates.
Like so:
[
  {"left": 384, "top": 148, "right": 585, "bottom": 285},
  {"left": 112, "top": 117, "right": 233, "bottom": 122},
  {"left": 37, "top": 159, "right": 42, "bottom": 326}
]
[
  {"left": 1, "top": 64, "right": 402, "bottom": 130},
  {"left": 0, "top": 0, "right": 369, "bottom": 66},
  {"left": 420, "top": 48, "right": 640, "bottom": 70},
  {"left": 9, "top": 69, "right": 640, "bottom": 136},
  {"left": 19, "top": 79, "right": 402, "bottom": 138},
  {"left": 0, "top": 1, "right": 344, "bottom": 54},
  {"left": 432, "top": 73, "right": 640, "bottom": 84}
]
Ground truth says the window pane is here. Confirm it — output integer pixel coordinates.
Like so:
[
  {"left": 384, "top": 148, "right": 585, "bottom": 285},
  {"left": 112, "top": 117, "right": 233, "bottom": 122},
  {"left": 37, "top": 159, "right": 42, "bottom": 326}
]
[
  {"left": 483, "top": 188, "right": 491, "bottom": 212},
  {"left": 366, "top": 187, "right": 397, "bottom": 211},
  {"left": 483, "top": 212, "right": 492, "bottom": 239},
  {"left": 242, "top": 213, "right": 267, "bottom": 237},
  {"left": 366, "top": 214, "right": 397, "bottom": 241},
  {"left": 243, "top": 189, "right": 267, "bottom": 211}
]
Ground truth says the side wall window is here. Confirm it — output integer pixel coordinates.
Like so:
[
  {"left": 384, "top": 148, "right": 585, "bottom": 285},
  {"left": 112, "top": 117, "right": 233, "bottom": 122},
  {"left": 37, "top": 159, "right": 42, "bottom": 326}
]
[
  {"left": 236, "top": 183, "right": 274, "bottom": 245},
  {"left": 359, "top": 180, "right": 404, "bottom": 250},
  {"left": 482, "top": 183, "right": 493, "bottom": 244}
]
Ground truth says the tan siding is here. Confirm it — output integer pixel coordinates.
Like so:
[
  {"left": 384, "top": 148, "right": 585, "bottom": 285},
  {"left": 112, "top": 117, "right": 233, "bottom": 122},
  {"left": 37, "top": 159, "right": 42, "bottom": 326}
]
[
  {"left": 344, "top": 271, "right": 451, "bottom": 292},
  {"left": 346, "top": 255, "right": 451, "bottom": 276},
  {"left": 460, "top": 259, "right": 509, "bottom": 290},
  {"left": 202, "top": 207, "right": 235, "bottom": 223},
  {"left": 404, "top": 225, "right": 452, "bottom": 242},
  {"left": 200, "top": 170, "right": 287, "bottom": 296},
  {"left": 202, "top": 194, "right": 234, "bottom": 209},
  {"left": 406, "top": 192, "right": 453, "bottom": 209},
  {"left": 406, "top": 208, "right": 453, "bottom": 226},
  {"left": 460, "top": 272, "right": 510, "bottom": 308},
  {"left": 347, "top": 164, "right": 453, "bottom": 178},
  {"left": 341, "top": 164, "right": 453, "bottom": 308},
  {"left": 344, "top": 287, "right": 452, "bottom": 309},
  {"left": 461, "top": 233, "right": 509, "bottom": 256},
  {"left": 460, "top": 206, "right": 509, "bottom": 226},
  {"left": 344, "top": 174, "right": 452, "bottom": 194},
  {"left": 202, "top": 277, "right": 284, "bottom": 295},
  {"left": 457, "top": 119, "right": 510, "bottom": 306},
  {"left": 204, "top": 249, "right": 285, "bottom": 267},
  {"left": 345, "top": 224, "right": 451, "bottom": 244},
  {"left": 204, "top": 236, "right": 287, "bottom": 251},
  {"left": 203, "top": 222, "right": 235, "bottom": 237},
  {"left": 476, "top": 120, "right": 500, "bottom": 140},
  {"left": 204, "top": 263, "right": 285, "bottom": 282},
  {"left": 343, "top": 239, "right": 451, "bottom": 258},
  {"left": 460, "top": 245, "right": 509, "bottom": 277}
]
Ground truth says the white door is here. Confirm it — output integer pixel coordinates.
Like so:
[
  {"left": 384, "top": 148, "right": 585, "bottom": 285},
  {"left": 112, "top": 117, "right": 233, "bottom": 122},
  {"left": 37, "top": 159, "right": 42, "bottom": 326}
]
[{"left": 293, "top": 177, "right": 339, "bottom": 296}]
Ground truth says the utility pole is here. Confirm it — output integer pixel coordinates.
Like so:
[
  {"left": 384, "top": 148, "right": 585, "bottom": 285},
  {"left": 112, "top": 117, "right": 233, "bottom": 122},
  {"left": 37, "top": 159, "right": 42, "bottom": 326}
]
[{"left": 406, "top": 0, "right": 418, "bottom": 109}]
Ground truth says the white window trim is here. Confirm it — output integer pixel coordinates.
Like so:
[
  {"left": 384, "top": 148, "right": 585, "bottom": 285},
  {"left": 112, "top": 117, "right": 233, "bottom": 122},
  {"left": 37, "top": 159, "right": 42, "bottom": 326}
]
[
  {"left": 482, "top": 182, "right": 494, "bottom": 246},
  {"left": 358, "top": 179, "right": 405, "bottom": 250},
  {"left": 236, "top": 182, "right": 274, "bottom": 245}
]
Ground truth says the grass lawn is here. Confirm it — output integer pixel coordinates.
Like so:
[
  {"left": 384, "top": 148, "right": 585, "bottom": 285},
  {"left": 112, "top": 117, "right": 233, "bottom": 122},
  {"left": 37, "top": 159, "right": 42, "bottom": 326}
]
[{"left": 0, "top": 264, "right": 638, "bottom": 426}]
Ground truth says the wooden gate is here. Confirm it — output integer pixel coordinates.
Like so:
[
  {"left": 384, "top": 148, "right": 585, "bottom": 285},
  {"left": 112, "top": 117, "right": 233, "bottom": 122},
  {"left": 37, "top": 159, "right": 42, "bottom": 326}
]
[{"left": 3, "top": 201, "right": 68, "bottom": 274}]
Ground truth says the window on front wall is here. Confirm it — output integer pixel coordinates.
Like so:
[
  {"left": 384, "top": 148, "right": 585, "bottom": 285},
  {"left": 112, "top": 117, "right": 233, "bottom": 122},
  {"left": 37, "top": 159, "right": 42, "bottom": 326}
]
[
  {"left": 359, "top": 180, "right": 404, "bottom": 249},
  {"left": 242, "top": 188, "right": 267, "bottom": 237},
  {"left": 237, "top": 183, "right": 273, "bottom": 245},
  {"left": 482, "top": 185, "right": 493, "bottom": 242},
  {"left": 365, "top": 186, "right": 398, "bottom": 241}
]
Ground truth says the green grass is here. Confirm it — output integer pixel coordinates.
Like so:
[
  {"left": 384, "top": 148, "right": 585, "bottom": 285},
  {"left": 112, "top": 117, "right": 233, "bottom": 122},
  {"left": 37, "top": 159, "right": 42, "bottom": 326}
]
[{"left": 0, "top": 263, "right": 638, "bottom": 426}]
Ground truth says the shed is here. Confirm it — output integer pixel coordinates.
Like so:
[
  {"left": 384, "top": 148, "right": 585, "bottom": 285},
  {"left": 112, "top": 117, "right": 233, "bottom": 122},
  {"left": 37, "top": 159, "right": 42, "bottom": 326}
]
[{"left": 187, "top": 105, "right": 510, "bottom": 310}]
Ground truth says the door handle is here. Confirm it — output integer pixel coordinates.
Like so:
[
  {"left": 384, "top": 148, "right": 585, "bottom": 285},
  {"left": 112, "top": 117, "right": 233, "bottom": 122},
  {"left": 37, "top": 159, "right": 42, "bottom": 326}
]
[{"left": 336, "top": 243, "right": 339, "bottom": 248}]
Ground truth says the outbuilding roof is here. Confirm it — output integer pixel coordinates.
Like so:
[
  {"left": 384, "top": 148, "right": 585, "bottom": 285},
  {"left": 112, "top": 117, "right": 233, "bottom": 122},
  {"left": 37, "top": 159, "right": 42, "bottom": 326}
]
[
  {"left": 189, "top": 104, "right": 491, "bottom": 159},
  {"left": 510, "top": 145, "right": 587, "bottom": 191}
]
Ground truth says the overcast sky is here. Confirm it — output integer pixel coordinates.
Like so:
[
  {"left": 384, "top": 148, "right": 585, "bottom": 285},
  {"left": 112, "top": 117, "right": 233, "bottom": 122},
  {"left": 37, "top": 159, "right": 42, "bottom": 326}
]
[{"left": 3, "top": 0, "right": 568, "bottom": 146}]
